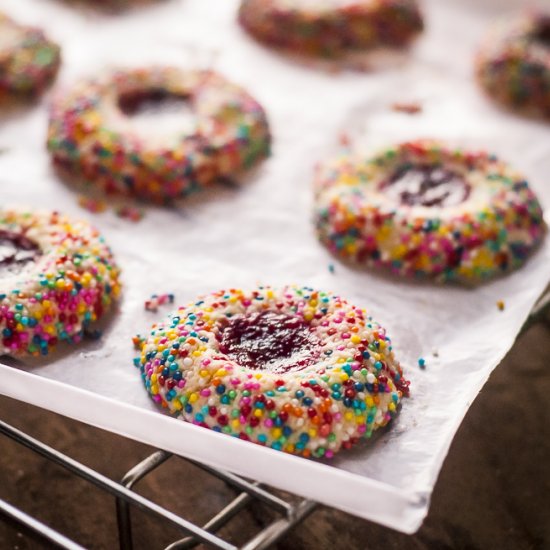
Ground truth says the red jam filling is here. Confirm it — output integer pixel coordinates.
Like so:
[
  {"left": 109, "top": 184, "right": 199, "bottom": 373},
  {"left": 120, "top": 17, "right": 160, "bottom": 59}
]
[
  {"left": 380, "top": 164, "right": 471, "bottom": 207},
  {"left": 0, "top": 230, "right": 41, "bottom": 276},
  {"left": 534, "top": 17, "right": 550, "bottom": 47},
  {"left": 218, "top": 311, "right": 319, "bottom": 374}
]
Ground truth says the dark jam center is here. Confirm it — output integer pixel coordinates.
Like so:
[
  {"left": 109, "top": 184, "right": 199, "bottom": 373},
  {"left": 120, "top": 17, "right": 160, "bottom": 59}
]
[
  {"left": 534, "top": 18, "right": 550, "bottom": 47},
  {"left": 218, "top": 311, "right": 319, "bottom": 374},
  {"left": 380, "top": 164, "right": 471, "bottom": 207},
  {"left": 117, "top": 88, "right": 190, "bottom": 117},
  {"left": 0, "top": 230, "right": 41, "bottom": 276}
]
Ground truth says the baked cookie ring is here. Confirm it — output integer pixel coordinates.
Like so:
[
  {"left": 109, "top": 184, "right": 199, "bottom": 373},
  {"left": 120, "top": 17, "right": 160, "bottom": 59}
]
[
  {"left": 136, "top": 285, "right": 409, "bottom": 458},
  {"left": 238, "top": 0, "right": 423, "bottom": 59},
  {"left": 0, "top": 12, "right": 60, "bottom": 101},
  {"left": 476, "top": 12, "right": 550, "bottom": 118},
  {"left": 314, "top": 140, "right": 546, "bottom": 283},
  {"left": 0, "top": 209, "right": 121, "bottom": 357},
  {"left": 47, "top": 67, "right": 271, "bottom": 203}
]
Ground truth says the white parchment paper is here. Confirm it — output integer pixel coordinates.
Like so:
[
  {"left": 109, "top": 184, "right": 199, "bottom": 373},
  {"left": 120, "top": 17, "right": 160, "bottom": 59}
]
[{"left": 0, "top": 0, "right": 549, "bottom": 533}]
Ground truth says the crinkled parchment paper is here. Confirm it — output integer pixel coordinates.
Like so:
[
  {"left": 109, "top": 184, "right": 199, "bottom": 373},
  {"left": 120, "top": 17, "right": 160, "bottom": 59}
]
[{"left": 0, "top": 0, "right": 549, "bottom": 533}]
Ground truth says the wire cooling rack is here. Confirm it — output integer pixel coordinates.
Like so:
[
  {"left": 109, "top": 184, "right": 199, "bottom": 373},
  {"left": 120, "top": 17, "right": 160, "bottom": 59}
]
[
  {"left": 1, "top": 287, "right": 548, "bottom": 550},
  {"left": 0, "top": 419, "right": 316, "bottom": 550}
]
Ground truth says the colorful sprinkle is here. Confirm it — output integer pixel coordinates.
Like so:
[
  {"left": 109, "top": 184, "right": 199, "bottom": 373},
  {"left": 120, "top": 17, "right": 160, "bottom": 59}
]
[
  {"left": 497, "top": 300, "right": 505, "bottom": 311},
  {"left": 78, "top": 196, "right": 108, "bottom": 214},
  {"left": 145, "top": 293, "right": 175, "bottom": 313},
  {"left": 115, "top": 205, "right": 144, "bottom": 223},
  {"left": 314, "top": 140, "right": 546, "bottom": 283},
  {"left": 135, "top": 285, "right": 409, "bottom": 458},
  {"left": 133, "top": 334, "right": 145, "bottom": 350}
]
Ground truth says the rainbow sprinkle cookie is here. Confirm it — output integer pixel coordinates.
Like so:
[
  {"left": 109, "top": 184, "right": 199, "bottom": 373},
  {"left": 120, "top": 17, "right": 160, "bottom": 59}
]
[
  {"left": 0, "top": 209, "right": 121, "bottom": 357},
  {"left": 47, "top": 67, "right": 271, "bottom": 204},
  {"left": 476, "top": 12, "right": 550, "bottom": 118},
  {"left": 136, "top": 285, "right": 409, "bottom": 458},
  {"left": 238, "top": 0, "right": 423, "bottom": 59},
  {"left": 0, "top": 12, "right": 60, "bottom": 102},
  {"left": 314, "top": 140, "right": 546, "bottom": 283}
]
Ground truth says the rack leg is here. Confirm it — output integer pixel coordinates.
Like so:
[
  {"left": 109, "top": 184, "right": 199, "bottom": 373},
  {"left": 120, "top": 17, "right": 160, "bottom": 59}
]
[{"left": 116, "top": 450, "right": 172, "bottom": 550}]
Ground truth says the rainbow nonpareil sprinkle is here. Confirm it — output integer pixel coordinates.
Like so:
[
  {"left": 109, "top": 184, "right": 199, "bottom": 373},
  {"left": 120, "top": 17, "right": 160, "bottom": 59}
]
[{"left": 145, "top": 293, "right": 175, "bottom": 313}]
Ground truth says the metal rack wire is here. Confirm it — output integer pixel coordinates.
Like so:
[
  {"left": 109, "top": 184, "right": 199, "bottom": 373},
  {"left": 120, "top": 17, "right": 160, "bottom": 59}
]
[{"left": 1, "top": 287, "right": 549, "bottom": 550}]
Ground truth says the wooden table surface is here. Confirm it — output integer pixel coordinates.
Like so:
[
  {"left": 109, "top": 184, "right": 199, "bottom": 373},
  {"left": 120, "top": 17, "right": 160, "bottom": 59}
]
[{"left": 0, "top": 322, "right": 549, "bottom": 550}]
